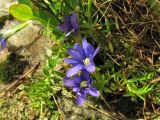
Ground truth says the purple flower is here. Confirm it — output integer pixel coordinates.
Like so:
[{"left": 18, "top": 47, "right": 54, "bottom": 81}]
[
  {"left": 0, "top": 37, "right": 6, "bottom": 51},
  {"left": 64, "top": 38, "right": 99, "bottom": 77},
  {"left": 58, "top": 13, "right": 79, "bottom": 36},
  {"left": 63, "top": 71, "right": 100, "bottom": 106}
]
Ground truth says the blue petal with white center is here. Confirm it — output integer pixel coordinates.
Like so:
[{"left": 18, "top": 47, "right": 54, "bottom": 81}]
[{"left": 65, "top": 38, "right": 99, "bottom": 77}]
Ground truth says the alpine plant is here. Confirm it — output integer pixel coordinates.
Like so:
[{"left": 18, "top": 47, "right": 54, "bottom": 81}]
[{"left": 63, "top": 38, "right": 100, "bottom": 106}]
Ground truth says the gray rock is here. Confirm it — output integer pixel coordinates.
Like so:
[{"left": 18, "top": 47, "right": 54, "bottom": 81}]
[
  {"left": 0, "top": 0, "right": 16, "bottom": 10},
  {"left": 0, "top": 0, "right": 16, "bottom": 22},
  {"left": 1, "top": 19, "right": 53, "bottom": 65},
  {"left": 0, "top": 19, "right": 20, "bottom": 31},
  {"left": 1, "top": 19, "right": 51, "bottom": 65},
  {"left": 7, "top": 23, "right": 42, "bottom": 51},
  {"left": 0, "top": 20, "right": 53, "bottom": 90},
  {"left": 58, "top": 97, "right": 112, "bottom": 120},
  {"left": 17, "top": 34, "right": 54, "bottom": 65},
  {"left": 1, "top": 20, "right": 54, "bottom": 64}
]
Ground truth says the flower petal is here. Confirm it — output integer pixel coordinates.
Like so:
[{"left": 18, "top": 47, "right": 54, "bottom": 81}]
[
  {"left": 66, "top": 64, "right": 84, "bottom": 77},
  {"left": 67, "top": 48, "right": 83, "bottom": 60},
  {"left": 85, "top": 63, "right": 95, "bottom": 73},
  {"left": 73, "top": 87, "right": 80, "bottom": 92},
  {"left": 80, "top": 70, "right": 90, "bottom": 80},
  {"left": 64, "top": 75, "right": 81, "bottom": 88},
  {"left": 87, "top": 87, "right": 100, "bottom": 97},
  {"left": 57, "top": 24, "right": 68, "bottom": 32},
  {"left": 63, "top": 77, "right": 76, "bottom": 87},
  {"left": 58, "top": 16, "right": 71, "bottom": 32},
  {"left": 71, "top": 13, "right": 79, "bottom": 32},
  {"left": 0, "top": 38, "right": 6, "bottom": 50},
  {"left": 74, "top": 43, "right": 85, "bottom": 59},
  {"left": 92, "top": 47, "right": 99, "bottom": 59},
  {"left": 76, "top": 95, "right": 85, "bottom": 106},
  {"left": 82, "top": 38, "right": 95, "bottom": 58},
  {"left": 64, "top": 58, "right": 82, "bottom": 65},
  {"left": 76, "top": 89, "right": 87, "bottom": 106},
  {"left": 74, "top": 75, "right": 82, "bottom": 84},
  {"left": 0, "top": 38, "right": 4, "bottom": 42}
]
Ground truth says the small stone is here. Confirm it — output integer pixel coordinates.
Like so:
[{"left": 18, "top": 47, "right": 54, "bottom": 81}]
[
  {"left": 0, "top": 0, "right": 16, "bottom": 22},
  {"left": 7, "top": 23, "right": 42, "bottom": 51},
  {"left": 61, "top": 98, "right": 73, "bottom": 112},
  {"left": 0, "top": 48, "right": 9, "bottom": 62}
]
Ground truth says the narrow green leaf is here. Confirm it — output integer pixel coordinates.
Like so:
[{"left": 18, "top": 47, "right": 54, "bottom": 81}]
[
  {"left": 108, "top": 41, "right": 114, "bottom": 53},
  {"left": 9, "top": 4, "right": 33, "bottom": 21},
  {"left": 87, "top": 0, "right": 92, "bottom": 19},
  {"left": 33, "top": 9, "right": 58, "bottom": 26},
  {"left": 43, "top": 67, "right": 50, "bottom": 77},
  {"left": 2, "top": 21, "right": 30, "bottom": 38},
  {"left": 43, "top": 19, "right": 52, "bottom": 37}
]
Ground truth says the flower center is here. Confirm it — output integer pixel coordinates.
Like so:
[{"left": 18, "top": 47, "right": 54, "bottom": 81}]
[
  {"left": 80, "top": 81, "right": 88, "bottom": 88},
  {"left": 83, "top": 58, "right": 90, "bottom": 66}
]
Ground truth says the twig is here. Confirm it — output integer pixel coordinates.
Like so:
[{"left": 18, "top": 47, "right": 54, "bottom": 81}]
[
  {"left": 100, "top": 94, "right": 114, "bottom": 112},
  {"left": 52, "top": 95, "right": 64, "bottom": 120},
  {"left": 92, "top": 0, "right": 112, "bottom": 19},
  {"left": 106, "top": 53, "right": 120, "bottom": 66},
  {"left": 84, "top": 102, "right": 120, "bottom": 120},
  {"left": 71, "top": 94, "right": 121, "bottom": 120},
  {"left": 150, "top": 77, "right": 160, "bottom": 84},
  {"left": 143, "top": 100, "right": 147, "bottom": 120},
  {"left": 153, "top": 39, "right": 160, "bottom": 48},
  {"left": 0, "top": 62, "right": 40, "bottom": 98}
]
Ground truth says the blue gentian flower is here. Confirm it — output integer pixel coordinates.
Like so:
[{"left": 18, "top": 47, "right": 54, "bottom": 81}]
[
  {"left": 64, "top": 38, "right": 99, "bottom": 77},
  {"left": 0, "top": 37, "right": 7, "bottom": 51},
  {"left": 63, "top": 71, "right": 100, "bottom": 106},
  {"left": 58, "top": 13, "right": 79, "bottom": 36}
]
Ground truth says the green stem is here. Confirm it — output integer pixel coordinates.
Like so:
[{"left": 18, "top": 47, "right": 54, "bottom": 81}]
[
  {"left": 2, "top": 21, "right": 30, "bottom": 38},
  {"left": 41, "top": 0, "right": 61, "bottom": 23},
  {"left": 87, "top": 0, "right": 92, "bottom": 21},
  {"left": 40, "top": 100, "right": 43, "bottom": 120}
]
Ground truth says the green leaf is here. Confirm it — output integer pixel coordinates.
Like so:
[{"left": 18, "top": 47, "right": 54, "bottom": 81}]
[
  {"left": 9, "top": 4, "right": 34, "bottom": 21},
  {"left": 127, "top": 73, "right": 154, "bottom": 83},
  {"left": 18, "top": 0, "right": 33, "bottom": 7},
  {"left": 2, "top": 21, "right": 30, "bottom": 38},
  {"left": 126, "top": 82, "right": 153, "bottom": 101},
  {"left": 43, "top": 19, "right": 52, "bottom": 37},
  {"left": 33, "top": 9, "right": 58, "bottom": 26},
  {"left": 43, "top": 67, "right": 50, "bottom": 77},
  {"left": 108, "top": 41, "right": 114, "bottom": 53},
  {"left": 46, "top": 1, "right": 61, "bottom": 14},
  {"left": 87, "top": 0, "right": 92, "bottom": 19}
]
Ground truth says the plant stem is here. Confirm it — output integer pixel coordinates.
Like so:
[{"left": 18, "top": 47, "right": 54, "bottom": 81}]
[{"left": 87, "top": 0, "right": 92, "bottom": 21}]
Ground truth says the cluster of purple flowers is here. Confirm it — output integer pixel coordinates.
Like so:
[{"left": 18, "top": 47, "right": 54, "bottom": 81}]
[{"left": 58, "top": 13, "right": 100, "bottom": 106}]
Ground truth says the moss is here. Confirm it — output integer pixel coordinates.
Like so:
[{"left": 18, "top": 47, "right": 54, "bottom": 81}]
[{"left": 0, "top": 53, "right": 28, "bottom": 83}]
